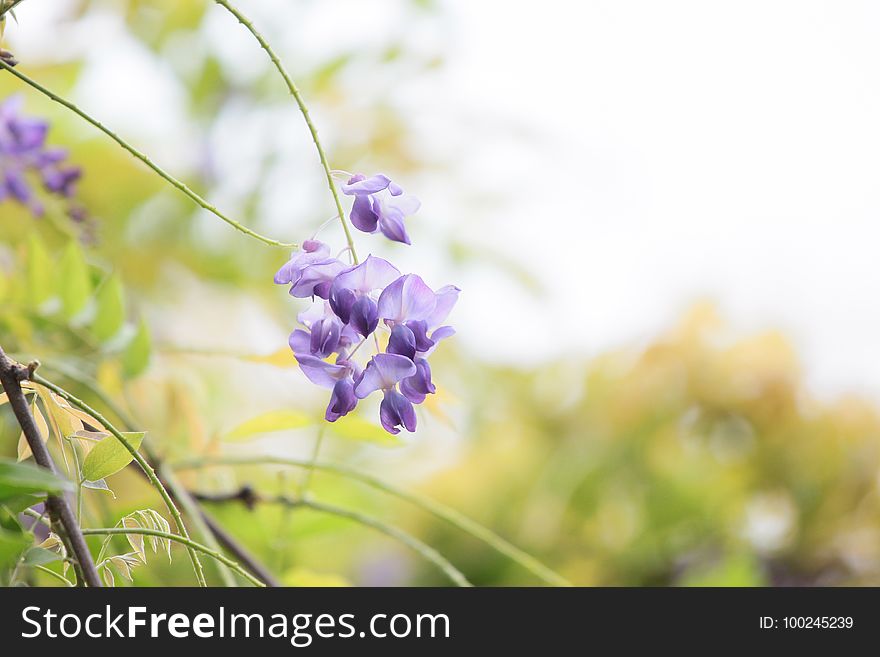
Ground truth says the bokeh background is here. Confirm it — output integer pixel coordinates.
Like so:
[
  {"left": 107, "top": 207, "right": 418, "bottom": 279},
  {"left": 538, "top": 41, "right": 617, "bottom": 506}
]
[{"left": 3, "top": 0, "right": 880, "bottom": 586}]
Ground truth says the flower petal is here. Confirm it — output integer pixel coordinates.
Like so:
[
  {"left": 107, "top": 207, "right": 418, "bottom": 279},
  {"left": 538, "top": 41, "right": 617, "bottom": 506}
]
[
  {"left": 330, "top": 256, "right": 401, "bottom": 316},
  {"left": 386, "top": 193, "right": 421, "bottom": 215},
  {"left": 387, "top": 324, "right": 417, "bottom": 360},
  {"left": 309, "top": 316, "right": 343, "bottom": 358},
  {"left": 403, "top": 320, "right": 435, "bottom": 353},
  {"left": 349, "top": 295, "right": 379, "bottom": 337},
  {"left": 377, "top": 206, "right": 412, "bottom": 245},
  {"left": 294, "top": 354, "right": 350, "bottom": 389},
  {"left": 341, "top": 173, "right": 391, "bottom": 195},
  {"left": 354, "top": 353, "right": 417, "bottom": 399},
  {"left": 400, "top": 358, "right": 435, "bottom": 404},
  {"left": 378, "top": 274, "right": 437, "bottom": 324},
  {"left": 350, "top": 194, "right": 379, "bottom": 233},
  {"left": 288, "top": 329, "right": 311, "bottom": 355},
  {"left": 380, "top": 389, "right": 417, "bottom": 434},
  {"left": 326, "top": 378, "right": 358, "bottom": 422},
  {"left": 425, "top": 285, "right": 460, "bottom": 328}
]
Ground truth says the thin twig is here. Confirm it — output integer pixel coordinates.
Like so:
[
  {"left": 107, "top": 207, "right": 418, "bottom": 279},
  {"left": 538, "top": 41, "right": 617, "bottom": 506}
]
[
  {"left": 0, "top": 59, "right": 295, "bottom": 249},
  {"left": 0, "top": 348, "right": 102, "bottom": 587},
  {"left": 31, "top": 374, "right": 208, "bottom": 587},
  {"left": 80, "top": 527, "right": 265, "bottom": 587},
  {"left": 25, "top": 357, "right": 279, "bottom": 587},
  {"left": 175, "top": 454, "right": 571, "bottom": 586},
  {"left": 213, "top": 0, "right": 358, "bottom": 262},
  {"left": 196, "top": 507, "right": 280, "bottom": 587},
  {"left": 193, "top": 487, "right": 472, "bottom": 587},
  {"left": 34, "top": 564, "right": 74, "bottom": 587}
]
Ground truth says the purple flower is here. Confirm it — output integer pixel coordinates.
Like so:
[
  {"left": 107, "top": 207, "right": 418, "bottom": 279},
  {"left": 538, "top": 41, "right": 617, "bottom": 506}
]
[
  {"left": 279, "top": 170, "right": 457, "bottom": 435},
  {"left": 378, "top": 274, "right": 460, "bottom": 334},
  {"left": 386, "top": 325, "right": 437, "bottom": 404},
  {"left": 293, "top": 353, "right": 362, "bottom": 422},
  {"left": 329, "top": 255, "right": 400, "bottom": 323},
  {"left": 399, "top": 358, "right": 435, "bottom": 404},
  {"left": 0, "top": 96, "right": 83, "bottom": 218},
  {"left": 380, "top": 389, "right": 417, "bottom": 434},
  {"left": 275, "top": 239, "right": 348, "bottom": 298},
  {"left": 349, "top": 295, "right": 379, "bottom": 337},
  {"left": 326, "top": 378, "right": 358, "bottom": 422},
  {"left": 289, "top": 300, "right": 358, "bottom": 358},
  {"left": 354, "top": 353, "right": 417, "bottom": 399},
  {"left": 387, "top": 324, "right": 417, "bottom": 360},
  {"left": 342, "top": 173, "right": 420, "bottom": 245}
]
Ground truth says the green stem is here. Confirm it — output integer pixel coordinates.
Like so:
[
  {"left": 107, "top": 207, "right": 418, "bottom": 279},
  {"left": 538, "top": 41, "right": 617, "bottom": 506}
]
[
  {"left": 82, "top": 527, "right": 264, "bottom": 587},
  {"left": 197, "top": 492, "right": 469, "bottom": 587},
  {"left": 299, "top": 498, "right": 470, "bottom": 587},
  {"left": 23, "top": 360, "right": 250, "bottom": 586},
  {"left": 34, "top": 565, "right": 74, "bottom": 587},
  {"left": 299, "top": 423, "right": 325, "bottom": 496},
  {"left": 174, "top": 455, "right": 571, "bottom": 586},
  {"left": 32, "top": 374, "right": 208, "bottom": 587},
  {"left": 213, "top": 0, "right": 358, "bottom": 263},
  {"left": 157, "top": 464, "right": 237, "bottom": 587},
  {"left": 0, "top": 59, "right": 294, "bottom": 249}
]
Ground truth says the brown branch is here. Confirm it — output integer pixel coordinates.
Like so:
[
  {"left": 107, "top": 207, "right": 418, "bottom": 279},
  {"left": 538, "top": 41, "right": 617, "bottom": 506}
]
[
  {"left": 24, "top": 355, "right": 280, "bottom": 587},
  {"left": 196, "top": 507, "right": 281, "bottom": 587},
  {"left": 0, "top": 347, "right": 102, "bottom": 587},
  {"left": 126, "top": 462, "right": 280, "bottom": 586}
]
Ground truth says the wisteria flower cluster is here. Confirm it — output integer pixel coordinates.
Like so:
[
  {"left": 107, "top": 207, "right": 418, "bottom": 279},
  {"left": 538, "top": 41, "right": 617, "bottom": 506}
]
[
  {"left": 276, "top": 175, "right": 458, "bottom": 434},
  {"left": 0, "top": 95, "right": 85, "bottom": 221}
]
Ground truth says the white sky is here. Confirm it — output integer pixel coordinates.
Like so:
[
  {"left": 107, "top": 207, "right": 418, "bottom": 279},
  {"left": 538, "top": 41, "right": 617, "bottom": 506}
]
[
  {"left": 435, "top": 0, "right": 880, "bottom": 399},
  {"left": 9, "top": 0, "right": 880, "bottom": 401}
]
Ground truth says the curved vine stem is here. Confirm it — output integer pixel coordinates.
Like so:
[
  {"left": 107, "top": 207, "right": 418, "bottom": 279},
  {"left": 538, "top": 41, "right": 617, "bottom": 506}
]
[
  {"left": 195, "top": 489, "right": 469, "bottom": 587},
  {"left": 31, "top": 374, "right": 208, "bottom": 587},
  {"left": 14, "top": 357, "right": 278, "bottom": 586},
  {"left": 34, "top": 564, "right": 75, "bottom": 586},
  {"left": 174, "top": 455, "right": 572, "bottom": 586},
  {"left": 300, "top": 498, "right": 469, "bottom": 587},
  {"left": 213, "top": 0, "right": 358, "bottom": 263},
  {"left": 0, "top": 59, "right": 295, "bottom": 249},
  {"left": 82, "top": 527, "right": 264, "bottom": 587}
]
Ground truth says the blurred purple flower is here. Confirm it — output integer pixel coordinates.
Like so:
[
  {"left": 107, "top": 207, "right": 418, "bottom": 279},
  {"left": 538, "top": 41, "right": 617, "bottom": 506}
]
[
  {"left": 275, "top": 239, "right": 348, "bottom": 298},
  {"left": 0, "top": 95, "right": 83, "bottom": 217},
  {"left": 341, "top": 173, "right": 420, "bottom": 245}
]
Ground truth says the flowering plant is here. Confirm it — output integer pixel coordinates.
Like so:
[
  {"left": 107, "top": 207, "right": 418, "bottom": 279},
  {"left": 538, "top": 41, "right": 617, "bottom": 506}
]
[
  {"left": 0, "top": 0, "right": 563, "bottom": 591},
  {"left": 276, "top": 173, "right": 459, "bottom": 434}
]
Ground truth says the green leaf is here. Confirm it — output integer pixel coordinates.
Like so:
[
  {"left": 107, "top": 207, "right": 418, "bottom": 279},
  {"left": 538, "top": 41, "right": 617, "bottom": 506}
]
[
  {"left": 58, "top": 240, "right": 92, "bottom": 318},
  {"left": 0, "top": 528, "right": 30, "bottom": 569},
  {"left": 0, "top": 459, "right": 73, "bottom": 501},
  {"left": 23, "top": 546, "right": 63, "bottom": 567},
  {"left": 122, "top": 319, "right": 151, "bottom": 378},
  {"left": 0, "top": 505, "right": 23, "bottom": 532},
  {"left": 91, "top": 276, "right": 125, "bottom": 341},
  {"left": 0, "top": 493, "right": 45, "bottom": 514},
  {"left": 224, "top": 410, "right": 313, "bottom": 441},
  {"left": 81, "top": 432, "right": 144, "bottom": 481},
  {"left": 327, "top": 414, "right": 403, "bottom": 447},
  {"left": 26, "top": 233, "right": 53, "bottom": 307},
  {"left": 82, "top": 479, "right": 116, "bottom": 498}
]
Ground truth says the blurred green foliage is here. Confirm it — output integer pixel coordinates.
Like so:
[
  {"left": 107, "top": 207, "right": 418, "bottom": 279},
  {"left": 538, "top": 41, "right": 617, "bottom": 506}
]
[
  {"left": 2, "top": 1, "right": 879, "bottom": 587},
  {"left": 420, "top": 305, "right": 880, "bottom": 585}
]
